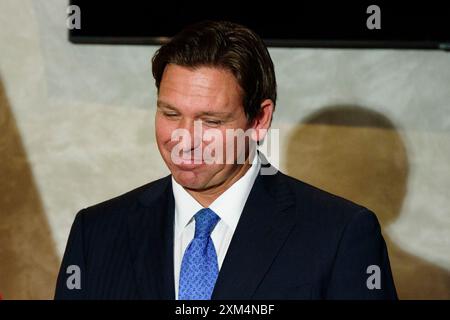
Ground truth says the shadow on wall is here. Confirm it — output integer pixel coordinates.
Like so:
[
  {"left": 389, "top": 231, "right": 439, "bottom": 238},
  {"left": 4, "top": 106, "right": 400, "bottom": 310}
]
[
  {"left": 285, "top": 105, "right": 450, "bottom": 299},
  {"left": 0, "top": 76, "right": 60, "bottom": 299}
]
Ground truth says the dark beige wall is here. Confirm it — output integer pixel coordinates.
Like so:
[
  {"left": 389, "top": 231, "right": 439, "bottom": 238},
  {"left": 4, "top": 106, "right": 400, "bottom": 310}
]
[{"left": 0, "top": 80, "right": 60, "bottom": 299}]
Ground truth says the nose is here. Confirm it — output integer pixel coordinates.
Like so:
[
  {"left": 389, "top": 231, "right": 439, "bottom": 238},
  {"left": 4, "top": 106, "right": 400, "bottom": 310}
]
[{"left": 177, "top": 118, "right": 202, "bottom": 153}]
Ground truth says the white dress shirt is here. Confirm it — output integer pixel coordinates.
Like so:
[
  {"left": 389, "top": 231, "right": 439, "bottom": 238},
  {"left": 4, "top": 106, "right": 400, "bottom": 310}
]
[{"left": 172, "top": 154, "right": 261, "bottom": 299}]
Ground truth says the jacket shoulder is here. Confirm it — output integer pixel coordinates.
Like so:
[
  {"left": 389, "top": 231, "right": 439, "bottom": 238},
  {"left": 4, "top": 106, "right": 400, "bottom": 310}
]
[
  {"left": 78, "top": 174, "right": 171, "bottom": 223},
  {"left": 278, "top": 171, "right": 375, "bottom": 227}
]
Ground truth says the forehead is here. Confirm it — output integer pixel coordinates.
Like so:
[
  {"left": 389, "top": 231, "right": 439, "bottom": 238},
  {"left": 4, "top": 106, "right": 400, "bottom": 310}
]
[{"left": 158, "top": 64, "right": 243, "bottom": 112}]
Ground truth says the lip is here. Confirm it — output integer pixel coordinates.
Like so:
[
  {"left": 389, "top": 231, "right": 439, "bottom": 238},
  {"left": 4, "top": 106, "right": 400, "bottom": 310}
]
[
  {"left": 171, "top": 156, "right": 206, "bottom": 169},
  {"left": 174, "top": 161, "right": 206, "bottom": 170}
]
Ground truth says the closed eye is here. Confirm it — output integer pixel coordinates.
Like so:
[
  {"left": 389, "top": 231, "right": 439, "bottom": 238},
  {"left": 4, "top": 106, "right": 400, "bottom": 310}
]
[
  {"left": 203, "top": 119, "right": 223, "bottom": 126},
  {"left": 163, "top": 112, "right": 179, "bottom": 118}
]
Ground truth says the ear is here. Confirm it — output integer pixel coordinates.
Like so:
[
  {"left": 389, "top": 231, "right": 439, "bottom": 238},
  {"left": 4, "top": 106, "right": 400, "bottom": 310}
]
[{"left": 250, "top": 99, "right": 274, "bottom": 143}]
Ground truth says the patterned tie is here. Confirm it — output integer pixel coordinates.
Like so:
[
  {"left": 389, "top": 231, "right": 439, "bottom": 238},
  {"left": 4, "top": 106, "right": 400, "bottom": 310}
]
[{"left": 178, "top": 208, "right": 220, "bottom": 300}]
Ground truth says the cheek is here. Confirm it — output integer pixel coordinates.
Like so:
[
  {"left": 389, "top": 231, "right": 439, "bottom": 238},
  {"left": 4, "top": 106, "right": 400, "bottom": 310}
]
[{"left": 155, "top": 116, "right": 174, "bottom": 145}]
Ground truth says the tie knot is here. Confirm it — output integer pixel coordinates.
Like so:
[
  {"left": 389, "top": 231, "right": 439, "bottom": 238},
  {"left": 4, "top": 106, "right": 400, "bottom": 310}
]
[{"left": 194, "top": 208, "right": 220, "bottom": 238}]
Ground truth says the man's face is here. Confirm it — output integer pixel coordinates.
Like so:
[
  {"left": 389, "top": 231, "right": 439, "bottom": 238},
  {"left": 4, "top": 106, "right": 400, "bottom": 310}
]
[{"left": 155, "top": 64, "right": 254, "bottom": 191}]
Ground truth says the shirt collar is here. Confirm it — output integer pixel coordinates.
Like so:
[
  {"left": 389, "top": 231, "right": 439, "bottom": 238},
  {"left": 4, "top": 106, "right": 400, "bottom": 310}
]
[{"left": 172, "top": 153, "right": 261, "bottom": 238}]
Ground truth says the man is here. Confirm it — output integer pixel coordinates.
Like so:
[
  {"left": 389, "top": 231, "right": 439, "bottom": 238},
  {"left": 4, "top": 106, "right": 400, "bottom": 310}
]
[{"left": 55, "top": 21, "right": 397, "bottom": 299}]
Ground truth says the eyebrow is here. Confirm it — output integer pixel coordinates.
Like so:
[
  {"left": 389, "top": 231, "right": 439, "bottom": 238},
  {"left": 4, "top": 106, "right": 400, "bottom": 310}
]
[
  {"left": 157, "top": 100, "right": 232, "bottom": 117},
  {"left": 157, "top": 101, "right": 177, "bottom": 110}
]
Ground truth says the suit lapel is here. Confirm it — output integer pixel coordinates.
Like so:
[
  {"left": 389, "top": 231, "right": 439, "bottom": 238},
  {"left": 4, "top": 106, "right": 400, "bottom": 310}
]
[
  {"left": 127, "top": 176, "right": 176, "bottom": 299},
  {"left": 212, "top": 168, "right": 297, "bottom": 299}
]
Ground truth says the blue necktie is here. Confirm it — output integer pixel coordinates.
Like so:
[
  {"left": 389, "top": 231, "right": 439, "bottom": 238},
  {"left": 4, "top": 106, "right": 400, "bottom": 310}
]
[{"left": 178, "top": 208, "right": 220, "bottom": 300}]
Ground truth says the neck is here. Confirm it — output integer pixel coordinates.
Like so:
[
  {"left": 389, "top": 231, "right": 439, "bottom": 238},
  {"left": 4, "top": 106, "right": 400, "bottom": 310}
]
[{"left": 186, "top": 159, "right": 253, "bottom": 207}]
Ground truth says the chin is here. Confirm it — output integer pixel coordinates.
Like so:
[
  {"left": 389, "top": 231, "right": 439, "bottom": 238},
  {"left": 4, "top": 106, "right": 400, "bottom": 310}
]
[{"left": 171, "top": 168, "right": 205, "bottom": 189}]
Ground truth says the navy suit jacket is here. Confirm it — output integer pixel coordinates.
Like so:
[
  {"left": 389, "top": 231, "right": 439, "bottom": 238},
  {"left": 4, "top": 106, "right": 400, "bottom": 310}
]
[{"left": 55, "top": 164, "right": 397, "bottom": 299}]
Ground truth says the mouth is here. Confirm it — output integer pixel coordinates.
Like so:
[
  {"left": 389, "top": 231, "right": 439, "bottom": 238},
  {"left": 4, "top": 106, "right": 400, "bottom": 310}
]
[
  {"left": 173, "top": 159, "right": 207, "bottom": 170},
  {"left": 170, "top": 154, "right": 206, "bottom": 169}
]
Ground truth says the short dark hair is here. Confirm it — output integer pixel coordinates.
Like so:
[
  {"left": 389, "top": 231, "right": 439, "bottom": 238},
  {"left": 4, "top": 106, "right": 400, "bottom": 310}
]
[{"left": 151, "top": 20, "right": 277, "bottom": 123}]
